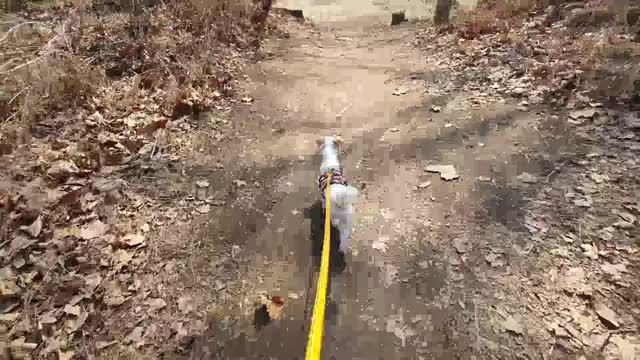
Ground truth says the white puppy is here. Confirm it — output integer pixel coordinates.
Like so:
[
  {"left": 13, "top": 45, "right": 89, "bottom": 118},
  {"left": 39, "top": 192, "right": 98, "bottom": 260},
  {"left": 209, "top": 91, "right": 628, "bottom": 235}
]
[{"left": 317, "top": 136, "right": 359, "bottom": 254}]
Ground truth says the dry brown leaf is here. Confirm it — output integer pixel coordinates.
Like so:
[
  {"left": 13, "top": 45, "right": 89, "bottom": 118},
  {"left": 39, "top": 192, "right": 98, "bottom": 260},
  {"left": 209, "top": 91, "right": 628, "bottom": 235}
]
[
  {"left": 501, "top": 315, "right": 523, "bottom": 335},
  {"left": 113, "top": 249, "right": 134, "bottom": 271},
  {"left": 66, "top": 308, "right": 88, "bottom": 333},
  {"left": 21, "top": 216, "right": 43, "bottom": 238},
  {"left": 0, "top": 313, "right": 19, "bottom": 322},
  {"left": 58, "top": 349, "right": 75, "bottom": 360},
  {"left": 10, "top": 235, "right": 37, "bottom": 253},
  {"left": 610, "top": 335, "right": 636, "bottom": 360},
  {"left": 118, "top": 233, "right": 145, "bottom": 248},
  {"left": 595, "top": 303, "right": 621, "bottom": 329},
  {"left": 79, "top": 219, "right": 108, "bottom": 240},
  {"left": 425, "top": 164, "right": 459, "bottom": 181},
  {"left": 63, "top": 304, "right": 81, "bottom": 317},
  {"left": 178, "top": 295, "right": 194, "bottom": 314},
  {"left": 147, "top": 298, "right": 167, "bottom": 311}
]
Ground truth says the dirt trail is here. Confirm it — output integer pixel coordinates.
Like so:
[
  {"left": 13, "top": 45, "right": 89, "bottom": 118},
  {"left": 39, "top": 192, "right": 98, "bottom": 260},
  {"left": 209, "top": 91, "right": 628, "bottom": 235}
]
[{"left": 186, "top": 8, "right": 639, "bottom": 360}]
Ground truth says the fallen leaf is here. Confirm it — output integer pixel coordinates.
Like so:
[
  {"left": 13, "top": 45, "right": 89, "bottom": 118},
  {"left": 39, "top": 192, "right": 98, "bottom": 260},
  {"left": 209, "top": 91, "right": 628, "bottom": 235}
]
[
  {"left": 517, "top": 172, "right": 538, "bottom": 184},
  {"left": 147, "top": 298, "right": 167, "bottom": 311},
  {"left": 372, "top": 236, "right": 389, "bottom": 253},
  {"left": 196, "top": 204, "right": 211, "bottom": 214},
  {"left": 58, "top": 350, "right": 75, "bottom": 360},
  {"left": 574, "top": 198, "right": 592, "bottom": 208},
  {"left": 425, "top": 164, "right": 459, "bottom": 181},
  {"left": 610, "top": 335, "right": 636, "bottom": 360},
  {"left": 0, "top": 313, "right": 19, "bottom": 322},
  {"left": 453, "top": 238, "right": 467, "bottom": 254},
  {"left": 119, "top": 233, "right": 145, "bottom": 248},
  {"left": 127, "top": 326, "right": 145, "bottom": 345},
  {"left": 590, "top": 173, "right": 609, "bottom": 184},
  {"left": 39, "top": 311, "right": 58, "bottom": 325},
  {"left": 431, "top": 105, "right": 441, "bottom": 112},
  {"left": 96, "top": 340, "right": 117, "bottom": 350},
  {"left": 476, "top": 176, "right": 492, "bottom": 182},
  {"left": 67, "top": 308, "right": 88, "bottom": 333},
  {"left": 79, "top": 220, "right": 108, "bottom": 240},
  {"left": 12, "top": 256, "right": 25, "bottom": 269},
  {"left": 617, "top": 212, "right": 636, "bottom": 224},
  {"left": 196, "top": 180, "right": 210, "bottom": 188},
  {"left": 581, "top": 243, "right": 599, "bottom": 260},
  {"left": 266, "top": 296, "right": 285, "bottom": 320},
  {"left": 47, "top": 160, "right": 79, "bottom": 180},
  {"left": 613, "top": 220, "right": 633, "bottom": 229},
  {"left": 178, "top": 295, "right": 194, "bottom": 314},
  {"left": 594, "top": 303, "right": 620, "bottom": 329},
  {"left": 21, "top": 216, "right": 43, "bottom": 238},
  {"left": 601, "top": 262, "right": 627, "bottom": 277},
  {"left": 501, "top": 315, "right": 523, "bottom": 335},
  {"left": 113, "top": 249, "right": 134, "bottom": 271},
  {"left": 569, "top": 108, "right": 597, "bottom": 120},
  {"left": 485, "top": 252, "right": 505, "bottom": 267},
  {"left": 63, "top": 304, "right": 81, "bottom": 317},
  {"left": 393, "top": 87, "right": 408, "bottom": 96},
  {"left": 10, "top": 235, "right": 36, "bottom": 253},
  {"left": 84, "top": 273, "right": 103, "bottom": 294}
]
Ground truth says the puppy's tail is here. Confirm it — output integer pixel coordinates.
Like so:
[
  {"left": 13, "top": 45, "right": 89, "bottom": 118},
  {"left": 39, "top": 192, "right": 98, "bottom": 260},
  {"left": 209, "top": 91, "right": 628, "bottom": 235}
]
[{"left": 330, "top": 184, "right": 359, "bottom": 208}]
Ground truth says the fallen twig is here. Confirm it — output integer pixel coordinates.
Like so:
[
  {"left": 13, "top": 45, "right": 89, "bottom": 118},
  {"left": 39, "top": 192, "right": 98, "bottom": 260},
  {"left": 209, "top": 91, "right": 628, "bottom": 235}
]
[
  {"left": 8, "top": 86, "right": 30, "bottom": 105},
  {"left": 545, "top": 160, "right": 569, "bottom": 183},
  {"left": 0, "top": 22, "right": 42, "bottom": 44}
]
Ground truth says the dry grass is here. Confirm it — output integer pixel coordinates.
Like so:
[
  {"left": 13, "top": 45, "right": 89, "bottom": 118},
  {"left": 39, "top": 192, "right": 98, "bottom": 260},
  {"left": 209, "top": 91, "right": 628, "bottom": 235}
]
[
  {"left": 0, "top": 0, "right": 272, "bottom": 143},
  {"left": 454, "top": 0, "right": 544, "bottom": 38}
]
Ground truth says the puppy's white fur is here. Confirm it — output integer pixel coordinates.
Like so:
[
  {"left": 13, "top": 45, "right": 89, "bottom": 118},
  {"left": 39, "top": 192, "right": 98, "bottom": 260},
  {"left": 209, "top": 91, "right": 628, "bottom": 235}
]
[{"left": 318, "top": 136, "right": 358, "bottom": 253}]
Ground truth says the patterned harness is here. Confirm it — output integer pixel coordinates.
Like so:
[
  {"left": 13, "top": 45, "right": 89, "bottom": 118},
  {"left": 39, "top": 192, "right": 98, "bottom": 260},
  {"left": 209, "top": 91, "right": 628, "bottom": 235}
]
[{"left": 317, "top": 169, "right": 348, "bottom": 199}]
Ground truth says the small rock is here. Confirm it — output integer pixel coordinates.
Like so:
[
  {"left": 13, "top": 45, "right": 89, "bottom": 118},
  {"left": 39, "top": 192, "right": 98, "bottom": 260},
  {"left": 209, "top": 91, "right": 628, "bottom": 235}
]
[
  {"left": 430, "top": 105, "right": 442, "bottom": 113},
  {"left": 476, "top": 176, "right": 492, "bottom": 182}
]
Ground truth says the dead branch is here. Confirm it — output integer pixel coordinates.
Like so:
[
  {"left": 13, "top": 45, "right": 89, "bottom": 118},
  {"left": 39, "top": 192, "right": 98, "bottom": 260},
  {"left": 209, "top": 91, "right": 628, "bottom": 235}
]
[{"left": 0, "top": 21, "right": 43, "bottom": 44}]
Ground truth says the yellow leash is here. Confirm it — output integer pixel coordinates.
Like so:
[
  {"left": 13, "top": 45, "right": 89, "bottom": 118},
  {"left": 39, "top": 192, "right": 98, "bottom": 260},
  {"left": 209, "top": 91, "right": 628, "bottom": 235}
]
[{"left": 305, "top": 172, "right": 332, "bottom": 360}]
